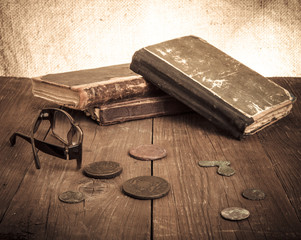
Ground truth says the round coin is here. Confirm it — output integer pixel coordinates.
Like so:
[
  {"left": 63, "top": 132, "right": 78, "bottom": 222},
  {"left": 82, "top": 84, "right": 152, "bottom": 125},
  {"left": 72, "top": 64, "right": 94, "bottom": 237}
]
[
  {"left": 83, "top": 161, "right": 123, "bottom": 179},
  {"left": 122, "top": 176, "right": 170, "bottom": 200},
  {"left": 242, "top": 189, "right": 266, "bottom": 200},
  {"left": 58, "top": 191, "right": 85, "bottom": 204},
  {"left": 198, "top": 161, "right": 230, "bottom": 167},
  {"left": 221, "top": 207, "right": 250, "bottom": 221},
  {"left": 129, "top": 144, "right": 167, "bottom": 161},
  {"left": 217, "top": 161, "right": 231, "bottom": 167},
  {"left": 217, "top": 165, "right": 235, "bottom": 177}
]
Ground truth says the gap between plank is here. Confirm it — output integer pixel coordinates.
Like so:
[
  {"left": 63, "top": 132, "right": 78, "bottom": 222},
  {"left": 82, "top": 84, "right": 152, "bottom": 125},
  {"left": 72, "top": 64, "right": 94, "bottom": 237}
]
[{"left": 151, "top": 118, "right": 154, "bottom": 240}]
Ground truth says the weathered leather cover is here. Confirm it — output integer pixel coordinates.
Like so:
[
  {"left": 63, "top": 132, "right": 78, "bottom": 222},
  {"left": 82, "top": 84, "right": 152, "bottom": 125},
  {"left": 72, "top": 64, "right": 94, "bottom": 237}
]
[
  {"left": 130, "top": 36, "right": 295, "bottom": 138},
  {"left": 85, "top": 95, "right": 191, "bottom": 125},
  {"left": 32, "top": 64, "right": 161, "bottom": 109}
]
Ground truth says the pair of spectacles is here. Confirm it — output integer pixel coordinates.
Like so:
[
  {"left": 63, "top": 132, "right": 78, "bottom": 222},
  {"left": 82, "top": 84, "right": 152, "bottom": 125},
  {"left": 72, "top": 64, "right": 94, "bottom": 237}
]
[{"left": 10, "top": 108, "right": 83, "bottom": 169}]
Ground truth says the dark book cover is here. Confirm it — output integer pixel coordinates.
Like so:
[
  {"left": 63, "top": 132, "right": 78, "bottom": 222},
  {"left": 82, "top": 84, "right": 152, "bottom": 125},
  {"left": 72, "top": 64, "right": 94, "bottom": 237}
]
[{"left": 85, "top": 95, "right": 191, "bottom": 125}]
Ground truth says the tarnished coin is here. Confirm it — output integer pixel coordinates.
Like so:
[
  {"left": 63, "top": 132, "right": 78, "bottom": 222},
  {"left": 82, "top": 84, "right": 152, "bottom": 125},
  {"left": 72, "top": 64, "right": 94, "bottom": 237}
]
[
  {"left": 221, "top": 207, "right": 250, "bottom": 221},
  {"left": 242, "top": 189, "right": 266, "bottom": 200},
  {"left": 83, "top": 161, "right": 122, "bottom": 179},
  {"left": 122, "top": 176, "right": 170, "bottom": 200},
  {"left": 58, "top": 191, "right": 85, "bottom": 204},
  {"left": 129, "top": 144, "right": 167, "bottom": 161},
  {"left": 218, "top": 161, "right": 231, "bottom": 167},
  {"left": 198, "top": 161, "right": 230, "bottom": 167},
  {"left": 217, "top": 165, "right": 235, "bottom": 177}
]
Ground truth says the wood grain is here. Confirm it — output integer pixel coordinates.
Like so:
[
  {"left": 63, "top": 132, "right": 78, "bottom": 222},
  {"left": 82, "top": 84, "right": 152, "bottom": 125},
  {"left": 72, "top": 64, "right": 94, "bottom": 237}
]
[
  {"left": 152, "top": 78, "right": 301, "bottom": 239},
  {"left": 0, "top": 77, "right": 153, "bottom": 239},
  {"left": 0, "top": 77, "right": 49, "bottom": 222},
  {"left": 0, "top": 77, "right": 300, "bottom": 239},
  {"left": 257, "top": 78, "right": 301, "bottom": 221},
  {"left": 1, "top": 115, "right": 153, "bottom": 239}
]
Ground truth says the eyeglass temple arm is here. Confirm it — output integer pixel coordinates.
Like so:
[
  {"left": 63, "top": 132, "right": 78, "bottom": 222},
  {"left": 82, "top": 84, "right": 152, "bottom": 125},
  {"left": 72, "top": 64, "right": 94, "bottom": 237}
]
[
  {"left": 9, "top": 132, "right": 67, "bottom": 168},
  {"left": 9, "top": 132, "right": 41, "bottom": 169}
]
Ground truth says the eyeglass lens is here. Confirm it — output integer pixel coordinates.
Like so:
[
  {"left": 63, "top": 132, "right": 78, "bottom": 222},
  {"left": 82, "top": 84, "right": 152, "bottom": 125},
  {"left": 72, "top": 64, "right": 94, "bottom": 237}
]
[{"left": 52, "top": 111, "right": 81, "bottom": 146}]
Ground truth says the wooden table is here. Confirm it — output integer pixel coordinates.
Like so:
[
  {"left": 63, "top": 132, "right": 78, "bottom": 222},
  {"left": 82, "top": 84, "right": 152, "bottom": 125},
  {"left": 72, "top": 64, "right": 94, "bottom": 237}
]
[{"left": 0, "top": 77, "right": 300, "bottom": 239}]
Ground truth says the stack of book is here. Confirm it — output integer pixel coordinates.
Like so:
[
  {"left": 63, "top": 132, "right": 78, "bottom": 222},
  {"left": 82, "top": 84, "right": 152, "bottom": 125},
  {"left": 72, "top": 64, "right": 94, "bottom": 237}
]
[
  {"left": 31, "top": 63, "right": 191, "bottom": 125},
  {"left": 32, "top": 36, "right": 295, "bottom": 138}
]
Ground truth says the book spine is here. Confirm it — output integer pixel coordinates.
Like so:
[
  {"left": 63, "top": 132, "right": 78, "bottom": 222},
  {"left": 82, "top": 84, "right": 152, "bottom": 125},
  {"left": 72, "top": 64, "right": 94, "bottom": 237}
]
[
  {"left": 86, "top": 96, "right": 191, "bottom": 125},
  {"left": 130, "top": 49, "right": 253, "bottom": 139},
  {"left": 75, "top": 77, "right": 161, "bottom": 109}
]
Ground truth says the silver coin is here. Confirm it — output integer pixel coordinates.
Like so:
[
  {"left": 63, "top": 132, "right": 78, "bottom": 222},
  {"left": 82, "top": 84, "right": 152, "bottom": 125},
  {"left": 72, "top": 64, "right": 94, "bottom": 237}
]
[
  {"left": 221, "top": 207, "right": 250, "bottom": 221},
  {"left": 217, "top": 165, "right": 235, "bottom": 176},
  {"left": 198, "top": 161, "right": 230, "bottom": 167},
  {"left": 242, "top": 189, "right": 266, "bottom": 200},
  {"left": 58, "top": 191, "right": 85, "bottom": 204}
]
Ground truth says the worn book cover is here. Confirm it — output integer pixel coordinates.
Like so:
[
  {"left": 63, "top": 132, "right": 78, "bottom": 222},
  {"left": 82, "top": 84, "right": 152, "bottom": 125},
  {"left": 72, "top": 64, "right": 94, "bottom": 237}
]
[
  {"left": 130, "top": 35, "right": 295, "bottom": 138},
  {"left": 31, "top": 64, "right": 160, "bottom": 110},
  {"left": 85, "top": 95, "right": 191, "bottom": 125}
]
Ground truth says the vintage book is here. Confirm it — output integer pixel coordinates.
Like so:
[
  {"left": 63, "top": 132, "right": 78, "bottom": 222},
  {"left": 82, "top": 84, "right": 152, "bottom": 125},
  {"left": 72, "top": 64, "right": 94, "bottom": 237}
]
[
  {"left": 130, "top": 35, "right": 296, "bottom": 139},
  {"left": 31, "top": 63, "right": 160, "bottom": 110},
  {"left": 32, "top": 63, "right": 190, "bottom": 123},
  {"left": 85, "top": 95, "right": 191, "bottom": 125}
]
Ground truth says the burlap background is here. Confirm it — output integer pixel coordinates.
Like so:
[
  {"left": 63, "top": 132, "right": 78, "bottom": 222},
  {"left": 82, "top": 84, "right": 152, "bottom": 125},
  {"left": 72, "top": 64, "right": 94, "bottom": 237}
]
[{"left": 0, "top": 0, "right": 300, "bottom": 78}]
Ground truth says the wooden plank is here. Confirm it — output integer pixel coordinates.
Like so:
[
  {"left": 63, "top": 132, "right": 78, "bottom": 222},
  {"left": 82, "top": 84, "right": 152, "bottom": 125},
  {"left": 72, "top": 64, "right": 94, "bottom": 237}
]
[
  {"left": 257, "top": 78, "right": 301, "bottom": 220},
  {"left": 0, "top": 103, "right": 153, "bottom": 239},
  {"left": 152, "top": 77, "right": 301, "bottom": 240},
  {"left": 1, "top": 76, "right": 300, "bottom": 239},
  {"left": 0, "top": 77, "right": 51, "bottom": 222}
]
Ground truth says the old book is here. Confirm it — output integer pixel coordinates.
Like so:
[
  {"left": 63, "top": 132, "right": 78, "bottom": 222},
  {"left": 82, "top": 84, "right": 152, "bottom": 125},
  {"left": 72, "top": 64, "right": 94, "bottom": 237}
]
[
  {"left": 85, "top": 95, "right": 191, "bottom": 125},
  {"left": 130, "top": 35, "right": 296, "bottom": 139},
  {"left": 31, "top": 63, "right": 160, "bottom": 110}
]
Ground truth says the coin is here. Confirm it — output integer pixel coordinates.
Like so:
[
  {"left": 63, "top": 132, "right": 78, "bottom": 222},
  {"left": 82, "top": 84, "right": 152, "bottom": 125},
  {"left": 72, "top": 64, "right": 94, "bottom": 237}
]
[
  {"left": 198, "top": 161, "right": 231, "bottom": 167},
  {"left": 218, "top": 161, "right": 231, "bottom": 167},
  {"left": 129, "top": 144, "right": 167, "bottom": 161},
  {"left": 83, "top": 161, "right": 123, "bottom": 179},
  {"left": 58, "top": 191, "right": 85, "bottom": 204},
  {"left": 122, "top": 176, "right": 170, "bottom": 200},
  {"left": 221, "top": 207, "right": 250, "bottom": 221},
  {"left": 217, "top": 165, "right": 235, "bottom": 176},
  {"left": 242, "top": 189, "right": 266, "bottom": 200}
]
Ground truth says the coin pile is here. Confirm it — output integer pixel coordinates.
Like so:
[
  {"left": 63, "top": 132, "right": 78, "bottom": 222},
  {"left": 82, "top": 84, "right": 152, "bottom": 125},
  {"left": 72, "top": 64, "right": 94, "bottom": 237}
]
[{"left": 57, "top": 142, "right": 266, "bottom": 224}]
